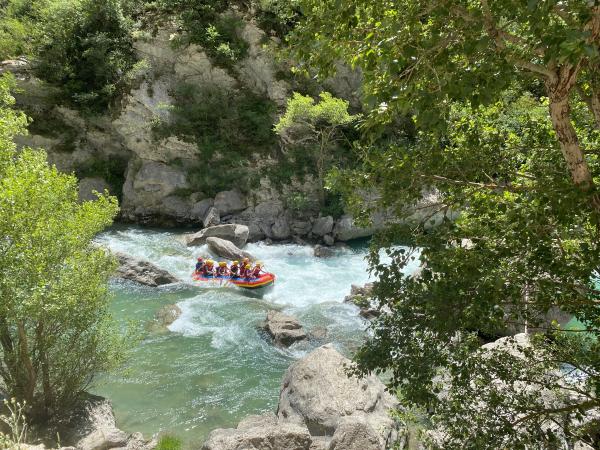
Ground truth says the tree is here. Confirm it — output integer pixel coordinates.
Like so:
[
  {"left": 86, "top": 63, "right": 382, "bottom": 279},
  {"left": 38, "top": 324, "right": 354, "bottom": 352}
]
[
  {"left": 0, "top": 74, "right": 124, "bottom": 423},
  {"left": 274, "top": 91, "right": 359, "bottom": 203},
  {"left": 34, "top": 0, "right": 137, "bottom": 112},
  {"left": 290, "top": 1, "right": 600, "bottom": 448},
  {"left": 290, "top": 0, "right": 600, "bottom": 214}
]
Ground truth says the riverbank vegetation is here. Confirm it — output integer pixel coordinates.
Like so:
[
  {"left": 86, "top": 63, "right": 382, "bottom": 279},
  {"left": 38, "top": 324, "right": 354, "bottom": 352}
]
[
  {"left": 0, "top": 74, "right": 125, "bottom": 427},
  {"left": 291, "top": 0, "right": 600, "bottom": 448}
]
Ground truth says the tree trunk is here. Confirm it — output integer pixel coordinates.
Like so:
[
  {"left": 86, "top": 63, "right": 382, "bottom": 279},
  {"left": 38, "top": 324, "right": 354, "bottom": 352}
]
[
  {"left": 17, "top": 321, "right": 36, "bottom": 405},
  {"left": 37, "top": 322, "right": 54, "bottom": 418},
  {"left": 591, "top": 90, "right": 600, "bottom": 129},
  {"left": 547, "top": 87, "right": 600, "bottom": 213},
  {"left": 0, "top": 316, "right": 15, "bottom": 387},
  {"left": 548, "top": 92, "right": 593, "bottom": 188}
]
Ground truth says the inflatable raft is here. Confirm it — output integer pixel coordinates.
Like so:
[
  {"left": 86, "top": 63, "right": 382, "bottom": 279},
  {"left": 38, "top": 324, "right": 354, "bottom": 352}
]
[{"left": 192, "top": 272, "right": 276, "bottom": 290}]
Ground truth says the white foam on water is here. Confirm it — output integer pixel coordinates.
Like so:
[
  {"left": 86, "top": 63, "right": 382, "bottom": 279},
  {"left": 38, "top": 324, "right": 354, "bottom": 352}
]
[{"left": 97, "top": 227, "right": 420, "bottom": 344}]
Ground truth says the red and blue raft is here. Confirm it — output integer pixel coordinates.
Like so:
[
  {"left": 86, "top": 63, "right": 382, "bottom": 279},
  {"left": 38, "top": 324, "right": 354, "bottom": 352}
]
[{"left": 191, "top": 272, "right": 276, "bottom": 290}]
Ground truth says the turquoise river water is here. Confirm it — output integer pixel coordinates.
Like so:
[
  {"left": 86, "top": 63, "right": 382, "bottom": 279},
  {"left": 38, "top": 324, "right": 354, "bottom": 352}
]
[{"left": 91, "top": 226, "right": 420, "bottom": 446}]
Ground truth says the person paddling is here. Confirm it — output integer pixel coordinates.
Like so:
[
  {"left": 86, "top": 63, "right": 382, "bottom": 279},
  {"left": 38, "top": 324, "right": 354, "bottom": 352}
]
[
  {"left": 195, "top": 257, "right": 204, "bottom": 273},
  {"left": 250, "top": 262, "right": 265, "bottom": 279},
  {"left": 230, "top": 260, "right": 240, "bottom": 278},
  {"left": 216, "top": 261, "right": 229, "bottom": 277},
  {"left": 241, "top": 264, "right": 252, "bottom": 279},
  {"left": 202, "top": 260, "right": 215, "bottom": 277}
]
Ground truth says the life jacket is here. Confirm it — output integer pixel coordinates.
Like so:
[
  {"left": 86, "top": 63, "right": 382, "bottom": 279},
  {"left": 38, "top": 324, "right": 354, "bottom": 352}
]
[
  {"left": 195, "top": 261, "right": 203, "bottom": 271},
  {"left": 252, "top": 267, "right": 262, "bottom": 278},
  {"left": 216, "top": 266, "right": 228, "bottom": 276},
  {"left": 230, "top": 265, "right": 239, "bottom": 276},
  {"left": 202, "top": 265, "right": 214, "bottom": 276}
]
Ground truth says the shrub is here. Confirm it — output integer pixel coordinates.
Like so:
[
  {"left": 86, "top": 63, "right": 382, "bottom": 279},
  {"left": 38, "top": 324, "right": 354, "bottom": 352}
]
[
  {"left": 274, "top": 91, "right": 360, "bottom": 204},
  {"left": 35, "top": 0, "right": 138, "bottom": 112},
  {"left": 148, "top": 0, "right": 248, "bottom": 70},
  {"left": 0, "top": 399, "right": 28, "bottom": 450}
]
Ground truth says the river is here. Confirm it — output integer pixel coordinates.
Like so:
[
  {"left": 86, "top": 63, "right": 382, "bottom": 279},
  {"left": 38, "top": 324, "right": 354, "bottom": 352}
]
[{"left": 91, "top": 226, "right": 419, "bottom": 446}]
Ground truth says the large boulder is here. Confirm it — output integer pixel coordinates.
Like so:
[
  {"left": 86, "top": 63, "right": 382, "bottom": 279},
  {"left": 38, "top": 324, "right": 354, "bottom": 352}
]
[
  {"left": 206, "top": 237, "right": 255, "bottom": 262},
  {"left": 202, "top": 414, "right": 311, "bottom": 450},
  {"left": 262, "top": 311, "right": 307, "bottom": 348},
  {"left": 121, "top": 161, "right": 190, "bottom": 217},
  {"left": 114, "top": 252, "right": 179, "bottom": 287},
  {"left": 186, "top": 224, "right": 249, "bottom": 248},
  {"left": 333, "top": 215, "right": 380, "bottom": 242},
  {"left": 311, "top": 216, "right": 334, "bottom": 237},
  {"left": 214, "top": 190, "right": 246, "bottom": 215},
  {"left": 271, "top": 217, "right": 291, "bottom": 240},
  {"left": 58, "top": 394, "right": 155, "bottom": 450},
  {"left": 78, "top": 177, "right": 111, "bottom": 202},
  {"left": 201, "top": 345, "right": 403, "bottom": 450},
  {"left": 277, "top": 344, "right": 398, "bottom": 444},
  {"left": 190, "top": 198, "right": 214, "bottom": 222},
  {"left": 154, "top": 304, "right": 182, "bottom": 327},
  {"left": 328, "top": 418, "right": 382, "bottom": 450}
]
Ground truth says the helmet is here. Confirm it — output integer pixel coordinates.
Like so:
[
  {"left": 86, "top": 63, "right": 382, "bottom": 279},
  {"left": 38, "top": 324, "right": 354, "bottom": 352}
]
[
  {"left": 219, "top": 262, "right": 227, "bottom": 267},
  {"left": 242, "top": 258, "right": 249, "bottom": 262},
  {"left": 197, "top": 257, "right": 203, "bottom": 261},
  {"left": 206, "top": 260, "right": 214, "bottom": 265},
  {"left": 233, "top": 261, "right": 239, "bottom": 265},
  {"left": 245, "top": 264, "right": 251, "bottom": 269},
  {"left": 255, "top": 263, "right": 262, "bottom": 267}
]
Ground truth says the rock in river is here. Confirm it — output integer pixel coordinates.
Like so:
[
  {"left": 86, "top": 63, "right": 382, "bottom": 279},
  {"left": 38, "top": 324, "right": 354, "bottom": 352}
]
[
  {"left": 313, "top": 244, "right": 334, "bottom": 258},
  {"left": 115, "top": 252, "right": 179, "bottom": 287},
  {"left": 344, "top": 283, "right": 380, "bottom": 319},
  {"left": 261, "top": 310, "right": 307, "bottom": 348},
  {"left": 186, "top": 224, "right": 249, "bottom": 248},
  {"left": 206, "top": 237, "right": 255, "bottom": 262},
  {"left": 277, "top": 344, "right": 398, "bottom": 443},
  {"left": 202, "top": 413, "right": 311, "bottom": 450},
  {"left": 155, "top": 304, "right": 182, "bottom": 327},
  {"left": 203, "top": 344, "right": 401, "bottom": 450}
]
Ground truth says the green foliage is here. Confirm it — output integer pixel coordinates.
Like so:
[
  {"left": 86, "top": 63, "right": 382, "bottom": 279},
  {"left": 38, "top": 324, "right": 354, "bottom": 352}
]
[
  {"left": 34, "top": 0, "right": 138, "bottom": 112},
  {"left": 274, "top": 91, "right": 357, "bottom": 134},
  {"left": 274, "top": 91, "right": 359, "bottom": 202},
  {"left": 0, "top": 0, "right": 42, "bottom": 60},
  {"left": 292, "top": 1, "right": 600, "bottom": 448},
  {"left": 0, "top": 75, "right": 125, "bottom": 422},
  {"left": 153, "top": 82, "right": 277, "bottom": 195},
  {"left": 77, "top": 156, "right": 129, "bottom": 200},
  {"left": 253, "top": 0, "right": 300, "bottom": 38},
  {"left": 140, "top": 0, "right": 247, "bottom": 70},
  {"left": 155, "top": 434, "right": 182, "bottom": 450},
  {"left": 343, "top": 92, "right": 600, "bottom": 448}
]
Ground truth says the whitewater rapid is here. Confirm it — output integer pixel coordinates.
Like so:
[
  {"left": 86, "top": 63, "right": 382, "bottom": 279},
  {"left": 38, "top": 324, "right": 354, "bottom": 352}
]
[{"left": 92, "top": 226, "right": 417, "bottom": 444}]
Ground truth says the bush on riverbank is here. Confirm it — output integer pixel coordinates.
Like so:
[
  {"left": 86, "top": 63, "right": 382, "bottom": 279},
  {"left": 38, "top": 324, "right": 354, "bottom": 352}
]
[{"left": 0, "top": 74, "right": 126, "bottom": 423}]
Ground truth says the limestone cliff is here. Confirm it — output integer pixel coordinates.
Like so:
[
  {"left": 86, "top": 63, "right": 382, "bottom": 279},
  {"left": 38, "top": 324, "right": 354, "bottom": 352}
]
[{"left": 1, "top": 9, "right": 377, "bottom": 242}]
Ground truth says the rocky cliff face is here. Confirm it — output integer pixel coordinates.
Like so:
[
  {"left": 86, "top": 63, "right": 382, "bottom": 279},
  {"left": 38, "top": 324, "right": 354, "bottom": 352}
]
[{"left": 2, "top": 10, "right": 387, "bottom": 242}]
